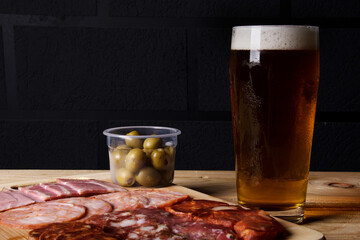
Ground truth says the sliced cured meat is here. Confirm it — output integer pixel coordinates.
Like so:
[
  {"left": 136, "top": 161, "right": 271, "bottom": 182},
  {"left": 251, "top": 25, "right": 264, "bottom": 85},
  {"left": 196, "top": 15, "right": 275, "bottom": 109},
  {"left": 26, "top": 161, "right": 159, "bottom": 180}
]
[
  {"left": 50, "top": 197, "right": 113, "bottom": 220},
  {"left": 56, "top": 179, "right": 127, "bottom": 195},
  {"left": 165, "top": 200, "right": 286, "bottom": 240},
  {"left": 198, "top": 208, "right": 286, "bottom": 239},
  {"left": 132, "top": 209, "right": 236, "bottom": 240},
  {"left": 85, "top": 209, "right": 159, "bottom": 236},
  {"left": 171, "top": 221, "right": 237, "bottom": 240},
  {"left": 88, "top": 179, "right": 127, "bottom": 192},
  {"left": 40, "top": 182, "right": 79, "bottom": 198},
  {"left": 85, "top": 209, "right": 184, "bottom": 239},
  {"left": 0, "top": 189, "right": 35, "bottom": 212},
  {"left": 130, "top": 208, "right": 236, "bottom": 240},
  {"left": 132, "top": 189, "right": 189, "bottom": 208},
  {"left": 19, "top": 185, "right": 59, "bottom": 202},
  {"left": 233, "top": 213, "right": 286, "bottom": 240},
  {"left": 28, "top": 222, "right": 122, "bottom": 240},
  {"left": 93, "top": 191, "right": 149, "bottom": 211},
  {"left": 194, "top": 205, "right": 252, "bottom": 228},
  {"left": 195, "top": 207, "right": 285, "bottom": 231},
  {"left": 125, "top": 223, "right": 184, "bottom": 240},
  {"left": 165, "top": 199, "right": 229, "bottom": 217},
  {"left": 126, "top": 208, "right": 190, "bottom": 226},
  {"left": 0, "top": 202, "right": 86, "bottom": 229},
  {"left": 85, "top": 208, "right": 236, "bottom": 240}
]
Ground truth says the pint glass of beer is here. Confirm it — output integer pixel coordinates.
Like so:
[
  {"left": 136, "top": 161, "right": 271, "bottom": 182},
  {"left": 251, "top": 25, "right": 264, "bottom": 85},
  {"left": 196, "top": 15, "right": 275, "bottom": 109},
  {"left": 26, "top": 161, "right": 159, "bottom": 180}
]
[{"left": 229, "top": 26, "right": 319, "bottom": 223}]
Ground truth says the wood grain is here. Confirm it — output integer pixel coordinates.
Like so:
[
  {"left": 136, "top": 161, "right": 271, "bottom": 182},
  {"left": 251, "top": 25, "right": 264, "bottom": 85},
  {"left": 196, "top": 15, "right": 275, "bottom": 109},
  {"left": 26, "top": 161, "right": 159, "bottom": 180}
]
[{"left": 1, "top": 170, "right": 359, "bottom": 240}]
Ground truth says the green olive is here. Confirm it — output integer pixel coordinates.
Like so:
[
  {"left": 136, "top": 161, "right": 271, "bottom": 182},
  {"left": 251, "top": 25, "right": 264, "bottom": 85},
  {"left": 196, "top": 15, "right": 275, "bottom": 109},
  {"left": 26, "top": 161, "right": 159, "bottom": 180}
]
[
  {"left": 115, "top": 145, "right": 132, "bottom": 150},
  {"left": 164, "top": 146, "right": 175, "bottom": 158},
  {"left": 125, "top": 130, "right": 143, "bottom": 148},
  {"left": 110, "top": 148, "right": 129, "bottom": 168},
  {"left": 143, "top": 137, "right": 162, "bottom": 149},
  {"left": 160, "top": 170, "right": 174, "bottom": 186},
  {"left": 116, "top": 168, "right": 135, "bottom": 187},
  {"left": 151, "top": 149, "right": 169, "bottom": 171},
  {"left": 143, "top": 148, "right": 153, "bottom": 158},
  {"left": 135, "top": 167, "right": 161, "bottom": 187},
  {"left": 125, "top": 148, "right": 146, "bottom": 173}
]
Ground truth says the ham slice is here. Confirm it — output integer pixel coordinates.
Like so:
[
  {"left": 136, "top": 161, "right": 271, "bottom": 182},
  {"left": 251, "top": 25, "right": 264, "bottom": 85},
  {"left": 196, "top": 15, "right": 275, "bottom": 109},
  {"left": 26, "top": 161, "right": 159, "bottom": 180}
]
[
  {"left": 19, "top": 185, "right": 59, "bottom": 202},
  {"left": 56, "top": 179, "right": 127, "bottom": 196},
  {"left": 39, "top": 182, "right": 79, "bottom": 198},
  {"left": 0, "top": 189, "right": 35, "bottom": 212}
]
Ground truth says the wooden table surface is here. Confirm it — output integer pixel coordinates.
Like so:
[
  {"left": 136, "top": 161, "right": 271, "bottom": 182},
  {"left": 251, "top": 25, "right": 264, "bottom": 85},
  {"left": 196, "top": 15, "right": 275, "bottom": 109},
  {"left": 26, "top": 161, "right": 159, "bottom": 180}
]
[{"left": 0, "top": 170, "right": 359, "bottom": 240}]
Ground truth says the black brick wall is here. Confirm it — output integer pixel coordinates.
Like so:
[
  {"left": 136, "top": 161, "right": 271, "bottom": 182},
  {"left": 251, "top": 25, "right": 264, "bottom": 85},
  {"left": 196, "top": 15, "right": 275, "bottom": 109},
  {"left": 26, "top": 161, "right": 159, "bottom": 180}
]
[{"left": 1, "top": 0, "right": 359, "bottom": 171}]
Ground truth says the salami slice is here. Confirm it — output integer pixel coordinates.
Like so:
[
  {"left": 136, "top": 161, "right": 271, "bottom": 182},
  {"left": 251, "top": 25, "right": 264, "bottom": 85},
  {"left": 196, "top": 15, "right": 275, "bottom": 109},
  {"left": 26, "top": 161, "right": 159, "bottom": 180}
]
[
  {"left": 50, "top": 197, "right": 113, "bottom": 220},
  {"left": 93, "top": 191, "right": 149, "bottom": 211},
  {"left": 85, "top": 209, "right": 184, "bottom": 239},
  {"left": 132, "top": 189, "right": 189, "bottom": 208},
  {"left": 127, "top": 208, "right": 236, "bottom": 240},
  {"left": 28, "top": 222, "right": 122, "bottom": 240},
  {"left": 0, "top": 202, "right": 86, "bottom": 229},
  {"left": 171, "top": 221, "right": 237, "bottom": 240},
  {"left": 125, "top": 223, "right": 184, "bottom": 240},
  {"left": 85, "top": 209, "right": 159, "bottom": 237}
]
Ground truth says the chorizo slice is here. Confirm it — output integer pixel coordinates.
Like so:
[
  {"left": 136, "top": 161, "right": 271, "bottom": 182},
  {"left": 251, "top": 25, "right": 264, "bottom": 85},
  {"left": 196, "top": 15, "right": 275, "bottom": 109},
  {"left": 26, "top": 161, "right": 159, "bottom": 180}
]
[
  {"left": 0, "top": 202, "right": 86, "bottom": 229},
  {"left": 165, "top": 200, "right": 286, "bottom": 240}
]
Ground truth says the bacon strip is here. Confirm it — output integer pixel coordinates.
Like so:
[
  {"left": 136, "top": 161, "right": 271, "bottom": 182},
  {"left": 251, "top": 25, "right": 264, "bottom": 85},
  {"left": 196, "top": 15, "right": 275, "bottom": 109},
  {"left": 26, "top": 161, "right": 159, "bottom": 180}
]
[
  {"left": 40, "top": 182, "right": 79, "bottom": 198},
  {"left": 56, "top": 178, "right": 127, "bottom": 195},
  {"left": 19, "top": 185, "right": 59, "bottom": 202}
]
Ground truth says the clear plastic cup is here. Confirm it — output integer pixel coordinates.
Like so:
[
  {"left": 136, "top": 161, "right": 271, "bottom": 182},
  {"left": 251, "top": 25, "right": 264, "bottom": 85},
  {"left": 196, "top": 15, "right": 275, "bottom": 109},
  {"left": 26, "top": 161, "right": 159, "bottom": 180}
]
[{"left": 103, "top": 126, "right": 181, "bottom": 187}]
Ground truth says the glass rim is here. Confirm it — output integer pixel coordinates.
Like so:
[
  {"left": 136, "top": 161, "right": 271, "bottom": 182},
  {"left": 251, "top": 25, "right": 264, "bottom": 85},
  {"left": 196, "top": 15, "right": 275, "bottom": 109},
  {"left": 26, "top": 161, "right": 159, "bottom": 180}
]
[{"left": 103, "top": 126, "right": 181, "bottom": 139}]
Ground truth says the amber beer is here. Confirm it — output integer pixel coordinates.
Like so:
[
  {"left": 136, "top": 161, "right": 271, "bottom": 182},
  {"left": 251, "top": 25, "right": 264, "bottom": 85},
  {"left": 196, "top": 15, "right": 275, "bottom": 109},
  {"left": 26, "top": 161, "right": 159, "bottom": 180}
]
[{"left": 230, "top": 26, "right": 319, "bottom": 222}]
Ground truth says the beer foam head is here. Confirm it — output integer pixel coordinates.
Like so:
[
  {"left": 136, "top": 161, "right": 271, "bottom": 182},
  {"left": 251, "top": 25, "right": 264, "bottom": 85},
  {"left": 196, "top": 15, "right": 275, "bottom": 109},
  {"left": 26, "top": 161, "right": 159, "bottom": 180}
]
[{"left": 231, "top": 25, "right": 319, "bottom": 50}]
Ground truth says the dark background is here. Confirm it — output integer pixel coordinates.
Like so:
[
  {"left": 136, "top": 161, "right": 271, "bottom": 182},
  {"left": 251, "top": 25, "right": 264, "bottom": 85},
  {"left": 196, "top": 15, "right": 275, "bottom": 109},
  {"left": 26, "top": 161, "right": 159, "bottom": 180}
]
[{"left": 0, "top": 0, "right": 359, "bottom": 171}]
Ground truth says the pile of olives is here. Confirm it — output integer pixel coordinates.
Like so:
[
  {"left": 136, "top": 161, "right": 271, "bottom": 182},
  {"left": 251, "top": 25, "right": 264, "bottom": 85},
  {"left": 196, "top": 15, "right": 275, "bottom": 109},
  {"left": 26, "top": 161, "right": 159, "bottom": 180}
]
[{"left": 109, "top": 130, "right": 175, "bottom": 187}]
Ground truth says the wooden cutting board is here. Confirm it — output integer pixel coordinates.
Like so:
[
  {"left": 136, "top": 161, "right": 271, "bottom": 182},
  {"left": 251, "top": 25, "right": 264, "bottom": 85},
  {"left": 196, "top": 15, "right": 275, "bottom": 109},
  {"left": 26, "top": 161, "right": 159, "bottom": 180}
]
[{"left": 0, "top": 172, "right": 324, "bottom": 240}]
